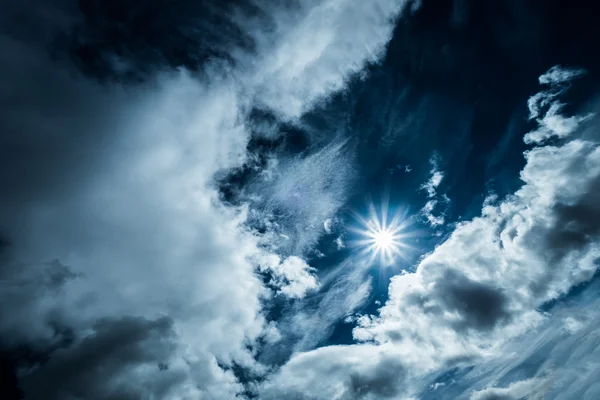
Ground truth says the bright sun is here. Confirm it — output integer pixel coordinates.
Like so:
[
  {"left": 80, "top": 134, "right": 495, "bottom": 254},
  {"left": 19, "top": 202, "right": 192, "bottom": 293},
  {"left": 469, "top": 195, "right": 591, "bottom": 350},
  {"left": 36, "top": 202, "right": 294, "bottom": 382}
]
[
  {"left": 373, "top": 228, "right": 394, "bottom": 250},
  {"left": 349, "top": 201, "right": 412, "bottom": 266}
]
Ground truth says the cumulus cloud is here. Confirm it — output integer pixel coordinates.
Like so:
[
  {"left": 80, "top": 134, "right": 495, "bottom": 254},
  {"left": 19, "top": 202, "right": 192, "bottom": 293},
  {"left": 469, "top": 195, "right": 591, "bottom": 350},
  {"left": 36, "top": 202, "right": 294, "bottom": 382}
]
[
  {"left": 258, "top": 255, "right": 319, "bottom": 298},
  {"left": 260, "top": 66, "right": 600, "bottom": 399},
  {"left": 259, "top": 344, "right": 406, "bottom": 400},
  {"left": 0, "top": 63, "right": 268, "bottom": 397}
]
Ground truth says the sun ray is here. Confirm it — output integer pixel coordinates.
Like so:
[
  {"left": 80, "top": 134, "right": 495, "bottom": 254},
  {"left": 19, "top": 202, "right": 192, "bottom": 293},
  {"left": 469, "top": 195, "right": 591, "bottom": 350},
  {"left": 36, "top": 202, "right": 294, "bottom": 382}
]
[{"left": 348, "top": 201, "right": 414, "bottom": 267}]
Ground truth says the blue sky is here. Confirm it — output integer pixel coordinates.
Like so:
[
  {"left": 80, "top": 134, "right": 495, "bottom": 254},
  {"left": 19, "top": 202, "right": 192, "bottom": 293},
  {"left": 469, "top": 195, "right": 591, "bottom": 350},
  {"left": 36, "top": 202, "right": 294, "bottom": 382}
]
[{"left": 1, "top": 1, "right": 600, "bottom": 399}]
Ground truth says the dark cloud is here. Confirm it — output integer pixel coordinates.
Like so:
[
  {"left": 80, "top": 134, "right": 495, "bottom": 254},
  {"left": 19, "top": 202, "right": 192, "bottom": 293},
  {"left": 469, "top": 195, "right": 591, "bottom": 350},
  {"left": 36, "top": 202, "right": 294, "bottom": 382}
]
[
  {"left": 0, "top": 257, "right": 78, "bottom": 355},
  {"left": 440, "top": 270, "right": 511, "bottom": 331},
  {"left": 20, "top": 316, "right": 181, "bottom": 400},
  {"left": 44, "top": 259, "right": 80, "bottom": 289},
  {"left": 61, "top": 0, "right": 268, "bottom": 82},
  {"left": 348, "top": 358, "right": 406, "bottom": 399},
  {"left": 473, "top": 395, "right": 514, "bottom": 400},
  {"left": 547, "top": 175, "right": 600, "bottom": 257},
  {"left": 0, "top": 31, "right": 135, "bottom": 217},
  {"left": 408, "top": 268, "right": 511, "bottom": 332}
]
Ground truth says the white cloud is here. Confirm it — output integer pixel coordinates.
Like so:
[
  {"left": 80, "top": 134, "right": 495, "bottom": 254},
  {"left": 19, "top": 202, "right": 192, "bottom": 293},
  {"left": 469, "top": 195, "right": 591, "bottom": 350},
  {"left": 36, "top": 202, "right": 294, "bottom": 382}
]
[
  {"left": 470, "top": 377, "right": 550, "bottom": 400},
  {"left": 260, "top": 344, "right": 407, "bottom": 400},
  {"left": 422, "top": 199, "right": 445, "bottom": 226},
  {"left": 324, "top": 218, "right": 334, "bottom": 234},
  {"left": 563, "top": 316, "right": 584, "bottom": 334},
  {"left": 354, "top": 136, "right": 600, "bottom": 377},
  {"left": 525, "top": 66, "right": 592, "bottom": 144},
  {"left": 538, "top": 65, "right": 586, "bottom": 86},
  {"left": 420, "top": 156, "right": 445, "bottom": 198},
  {"left": 422, "top": 172, "right": 444, "bottom": 197},
  {"left": 259, "top": 255, "right": 319, "bottom": 298},
  {"left": 420, "top": 156, "right": 448, "bottom": 226},
  {"left": 254, "top": 0, "right": 412, "bottom": 119}
]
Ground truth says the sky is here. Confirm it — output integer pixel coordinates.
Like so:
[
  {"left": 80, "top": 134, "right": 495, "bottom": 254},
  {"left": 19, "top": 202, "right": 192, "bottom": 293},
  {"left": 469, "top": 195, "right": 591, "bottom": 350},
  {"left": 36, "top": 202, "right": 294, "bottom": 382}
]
[{"left": 1, "top": 0, "right": 600, "bottom": 399}]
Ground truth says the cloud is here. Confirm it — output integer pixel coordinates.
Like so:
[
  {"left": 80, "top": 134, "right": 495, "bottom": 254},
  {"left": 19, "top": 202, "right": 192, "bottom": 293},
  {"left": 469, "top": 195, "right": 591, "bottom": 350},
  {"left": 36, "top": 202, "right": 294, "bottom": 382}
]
[
  {"left": 356, "top": 131, "right": 600, "bottom": 366},
  {"left": 324, "top": 219, "right": 333, "bottom": 234},
  {"left": 260, "top": 66, "right": 600, "bottom": 398},
  {"left": 59, "top": 0, "right": 260, "bottom": 82},
  {"left": 254, "top": 0, "right": 412, "bottom": 119},
  {"left": 0, "top": 66, "right": 269, "bottom": 397},
  {"left": 538, "top": 65, "right": 586, "bottom": 86},
  {"left": 260, "top": 344, "right": 407, "bottom": 400},
  {"left": 421, "top": 200, "right": 445, "bottom": 227},
  {"left": 421, "top": 158, "right": 445, "bottom": 198},
  {"left": 258, "top": 255, "right": 319, "bottom": 298},
  {"left": 275, "top": 257, "right": 319, "bottom": 298},
  {"left": 420, "top": 155, "right": 448, "bottom": 227},
  {"left": 249, "top": 140, "right": 355, "bottom": 255},
  {"left": 437, "top": 272, "right": 600, "bottom": 399},
  {"left": 469, "top": 377, "right": 549, "bottom": 400},
  {"left": 290, "top": 259, "right": 373, "bottom": 352},
  {"left": 421, "top": 269, "right": 512, "bottom": 332},
  {"left": 0, "top": 0, "right": 415, "bottom": 397},
  {"left": 525, "top": 66, "right": 592, "bottom": 144},
  {"left": 260, "top": 257, "right": 373, "bottom": 367},
  {"left": 20, "top": 316, "right": 202, "bottom": 400}
]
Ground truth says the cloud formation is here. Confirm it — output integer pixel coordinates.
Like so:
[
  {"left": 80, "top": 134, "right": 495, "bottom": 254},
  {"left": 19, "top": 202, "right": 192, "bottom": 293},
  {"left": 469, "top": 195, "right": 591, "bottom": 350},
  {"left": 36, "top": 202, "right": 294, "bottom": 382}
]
[
  {"left": 260, "top": 66, "right": 600, "bottom": 399},
  {"left": 0, "top": 0, "right": 413, "bottom": 397}
]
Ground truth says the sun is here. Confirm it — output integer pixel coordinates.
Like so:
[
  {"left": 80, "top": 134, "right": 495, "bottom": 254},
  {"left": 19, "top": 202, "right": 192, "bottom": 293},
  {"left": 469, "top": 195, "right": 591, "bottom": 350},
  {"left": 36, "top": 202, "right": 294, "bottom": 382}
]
[
  {"left": 362, "top": 220, "right": 405, "bottom": 265},
  {"left": 373, "top": 228, "right": 394, "bottom": 250},
  {"left": 349, "top": 200, "right": 412, "bottom": 266}
]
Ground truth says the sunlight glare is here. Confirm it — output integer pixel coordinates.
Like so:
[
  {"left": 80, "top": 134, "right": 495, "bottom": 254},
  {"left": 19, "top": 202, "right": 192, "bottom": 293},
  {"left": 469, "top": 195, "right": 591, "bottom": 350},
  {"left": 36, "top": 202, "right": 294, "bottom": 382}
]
[
  {"left": 349, "top": 200, "right": 413, "bottom": 267},
  {"left": 373, "top": 228, "right": 394, "bottom": 250}
]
